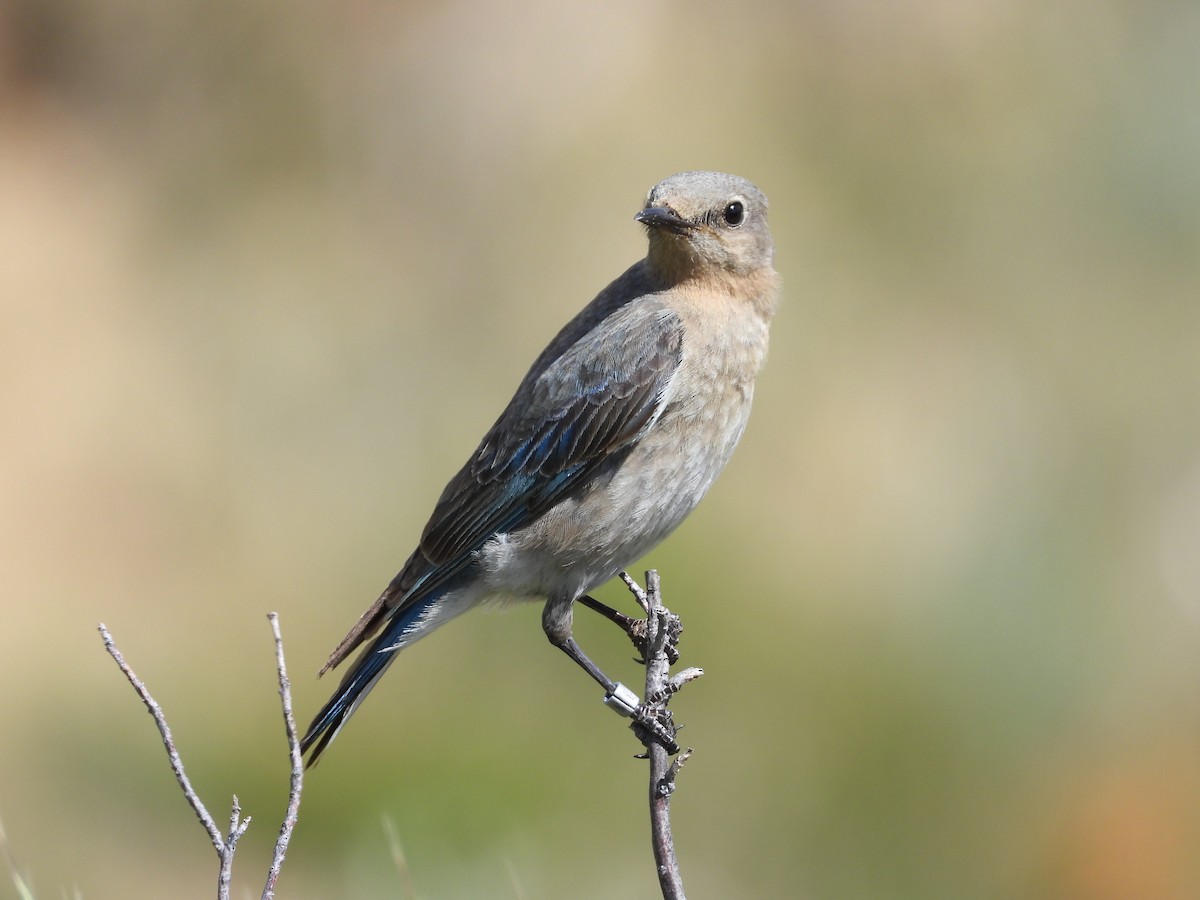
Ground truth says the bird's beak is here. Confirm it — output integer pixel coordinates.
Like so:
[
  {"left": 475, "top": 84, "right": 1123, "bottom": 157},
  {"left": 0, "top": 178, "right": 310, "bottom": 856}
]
[{"left": 635, "top": 206, "right": 692, "bottom": 235}]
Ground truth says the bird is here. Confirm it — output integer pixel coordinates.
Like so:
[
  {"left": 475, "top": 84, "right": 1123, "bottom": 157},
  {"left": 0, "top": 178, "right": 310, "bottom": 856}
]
[{"left": 301, "top": 171, "right": 781, "bottom": 764}]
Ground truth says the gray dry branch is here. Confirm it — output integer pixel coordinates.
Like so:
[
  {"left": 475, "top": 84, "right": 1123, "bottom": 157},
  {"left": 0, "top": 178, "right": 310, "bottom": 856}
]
[
  {"left": 620, "top": 570, "right": 703, "bottom": 900},
  {"left": 98, "top": 614, "right": 303, "bottom": 900}
]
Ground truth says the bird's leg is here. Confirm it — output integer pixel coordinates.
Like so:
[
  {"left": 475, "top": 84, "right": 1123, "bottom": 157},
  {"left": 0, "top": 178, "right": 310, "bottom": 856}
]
[
  {"left": 543, "top": 597, "right": 679, "bottom": 753},
  {"left": 578, "top": 574, "right": 681, "bottom": 666},
  {"left": 577, "top": 594, "right": 649, "bottom": 661},
  {"left": 543, "top": 597, "right": 622, "bottom": 694}
]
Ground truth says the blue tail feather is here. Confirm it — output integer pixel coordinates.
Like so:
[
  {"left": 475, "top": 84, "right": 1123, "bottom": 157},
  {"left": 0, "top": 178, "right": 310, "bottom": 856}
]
[{"left": 301, "top": 592, "right": 440, "bottom": 765}]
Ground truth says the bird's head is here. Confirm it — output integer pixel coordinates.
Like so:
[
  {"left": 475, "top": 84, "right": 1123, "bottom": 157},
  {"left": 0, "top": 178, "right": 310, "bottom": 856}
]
[{"left": 636, "top": 171, "right": 774, "bottom": 282}]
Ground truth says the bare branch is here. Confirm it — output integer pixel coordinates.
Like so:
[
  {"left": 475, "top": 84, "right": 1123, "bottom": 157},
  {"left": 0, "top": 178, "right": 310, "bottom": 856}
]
[
  {"left": 619, "top": 570, "right": 703, "bottom": 900},
  {"left": 619, "top": 571, "right": 651, "bottom": 612},
  {"left": 99, "top": 616, "right": 305, "bottom": 900},
  {"left": 262, "top": 612, "right": 304, "bottom": 899},
  {"left": 97, "top": 623, "right": 225, "bottom": 855},
  {"left": 220, "top": 797, "right": 249, "bottom": 899}
]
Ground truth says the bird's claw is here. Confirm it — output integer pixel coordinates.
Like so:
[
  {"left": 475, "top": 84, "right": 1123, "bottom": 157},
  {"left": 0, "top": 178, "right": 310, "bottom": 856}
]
[
  {"left": 631, "top": 704, "right": 680, "bottom": 755},
  {"left": 603, "top": 682, "right": 680, "bottom": 754}
]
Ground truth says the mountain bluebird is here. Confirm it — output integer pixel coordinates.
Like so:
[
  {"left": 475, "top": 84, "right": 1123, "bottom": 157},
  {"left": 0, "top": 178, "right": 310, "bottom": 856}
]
[{"left": 302, "top": 171, "right": 781, "bottom": 763}]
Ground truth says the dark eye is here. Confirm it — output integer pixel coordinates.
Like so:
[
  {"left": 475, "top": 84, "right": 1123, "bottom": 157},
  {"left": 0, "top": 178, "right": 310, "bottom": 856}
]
[{"left": 723, "top": 201, "right": 745, "bottom": 227}]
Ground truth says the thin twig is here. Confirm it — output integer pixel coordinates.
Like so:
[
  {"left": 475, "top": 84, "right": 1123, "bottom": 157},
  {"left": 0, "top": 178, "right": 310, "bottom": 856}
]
[
  {"left": 100, "top": 617, "right": 305, "bottom": 900},
  {"left": 219, "top": 796, "right": 249, "bottom": 899},
  {"left": 263, "top": 612, "right": 303, "bottom": 900},
  {"left": 98, "top": 623, "right": 225, "bottom": 854},
  {"left": 620, "top": 571, "right": 650, "bottom": 612},
  {"left": 620, "top": 570, "right": 702, "bottom": 900},
  {"left": 642, "top": 572, "right": 686, "bottom": 900}
]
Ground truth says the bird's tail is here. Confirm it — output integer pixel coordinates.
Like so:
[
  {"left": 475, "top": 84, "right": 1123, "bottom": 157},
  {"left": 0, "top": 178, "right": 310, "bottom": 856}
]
[{"left": 300, "top": 595, "right": 435, "bottom": 766}]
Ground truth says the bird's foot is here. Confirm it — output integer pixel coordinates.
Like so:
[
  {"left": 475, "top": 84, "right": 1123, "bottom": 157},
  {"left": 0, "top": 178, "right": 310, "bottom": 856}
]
[
  {"left": 602, "top": 680, "right": 694, "bottom": 755},
  {"left": 619, "top": 573, "right": 682, "bottom": 666},
  {"left": 602, "top": 682, "right": 680, "bottom": 754},
  {"left": 578, "top": 591, "right": 680, "bottom": 665},
  {"left": 632, "top": 704, "right": 680, "bottom": 756},
  {"left": 577, "top": 594, "right": 656, "bottom": 662},
  {"left": 579, "top": 573, "right": 702, "bottom": 756}
]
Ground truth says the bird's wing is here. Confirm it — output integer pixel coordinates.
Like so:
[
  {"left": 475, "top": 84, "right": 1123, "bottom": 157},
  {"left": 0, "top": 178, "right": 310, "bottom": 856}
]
[
  {"left": 319, "top": 301, "right": 683, "bottom": 674},
  {"left": 421, "top": 300, "right": 683, "bottom": 564}
]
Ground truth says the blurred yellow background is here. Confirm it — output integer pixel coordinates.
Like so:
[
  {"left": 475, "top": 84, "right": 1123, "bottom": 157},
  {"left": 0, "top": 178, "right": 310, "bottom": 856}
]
[{"left": 3, "top": 1, "right": 1199, "bottom": 897}]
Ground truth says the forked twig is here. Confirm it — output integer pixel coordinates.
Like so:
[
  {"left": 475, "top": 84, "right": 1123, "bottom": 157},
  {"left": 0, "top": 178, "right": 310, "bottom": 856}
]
[{"left": 99, "top": 615, "right": 304, "bottom": 899}]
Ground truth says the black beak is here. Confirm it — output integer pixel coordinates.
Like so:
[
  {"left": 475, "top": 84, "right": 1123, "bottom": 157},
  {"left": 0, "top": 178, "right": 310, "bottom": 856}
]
[{"left": 635, "top": 206, "right": 692, "bottom": 235}]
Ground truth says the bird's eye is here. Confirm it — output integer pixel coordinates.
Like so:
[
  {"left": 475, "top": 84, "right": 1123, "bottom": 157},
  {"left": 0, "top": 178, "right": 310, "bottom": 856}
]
[{"left": 723, "top": 201, "right": 745, "bottom": 227}]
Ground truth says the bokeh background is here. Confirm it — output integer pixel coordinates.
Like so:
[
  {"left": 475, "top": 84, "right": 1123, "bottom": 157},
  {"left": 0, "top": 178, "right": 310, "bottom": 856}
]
[{"left": 3, "top": 1, "right": 1199, "bottom": 897}]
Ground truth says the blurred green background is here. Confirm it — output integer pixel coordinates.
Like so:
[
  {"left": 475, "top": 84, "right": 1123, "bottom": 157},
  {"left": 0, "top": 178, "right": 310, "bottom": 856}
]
[{"left": 3, "top": 0, "right": 1199, "bottom": 897}]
